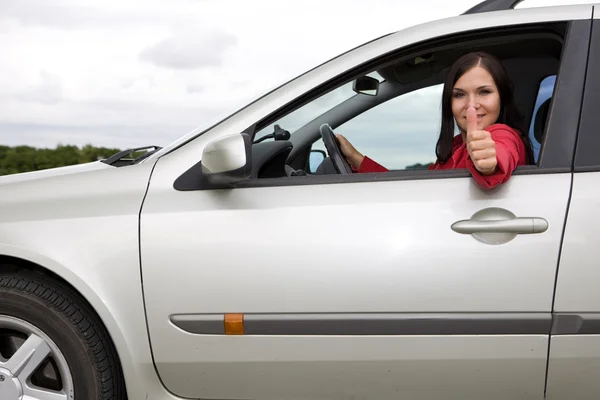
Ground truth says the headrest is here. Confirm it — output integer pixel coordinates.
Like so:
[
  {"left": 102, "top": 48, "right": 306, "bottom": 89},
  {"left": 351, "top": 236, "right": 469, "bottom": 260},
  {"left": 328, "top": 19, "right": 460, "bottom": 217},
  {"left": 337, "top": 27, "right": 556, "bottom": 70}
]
[{"left": 534, "top": 98, "right": 551, "bottom": 143}]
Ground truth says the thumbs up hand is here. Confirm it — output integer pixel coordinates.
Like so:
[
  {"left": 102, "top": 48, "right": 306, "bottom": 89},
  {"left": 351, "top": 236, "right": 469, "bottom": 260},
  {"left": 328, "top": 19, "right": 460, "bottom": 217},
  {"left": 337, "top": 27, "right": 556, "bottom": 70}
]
[{"left": 465, "top": 107, "right": 497, "bottom": 175}]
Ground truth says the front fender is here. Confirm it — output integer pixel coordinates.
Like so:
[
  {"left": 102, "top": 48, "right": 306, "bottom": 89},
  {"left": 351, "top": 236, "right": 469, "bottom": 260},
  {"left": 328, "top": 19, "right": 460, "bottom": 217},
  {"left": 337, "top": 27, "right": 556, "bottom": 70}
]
[{"left": 0, "top": 242, "right": 159, "bottom": 400}]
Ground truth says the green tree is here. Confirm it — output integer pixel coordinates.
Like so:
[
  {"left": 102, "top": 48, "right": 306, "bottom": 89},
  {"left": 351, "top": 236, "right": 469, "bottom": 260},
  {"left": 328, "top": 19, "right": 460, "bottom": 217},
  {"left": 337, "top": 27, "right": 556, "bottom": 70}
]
[
  {"left": 0, "top": 144, "right": 121, "bottom": 176},
  {"left": 405, "top": 162, "right": 433, "bottom": 170}
]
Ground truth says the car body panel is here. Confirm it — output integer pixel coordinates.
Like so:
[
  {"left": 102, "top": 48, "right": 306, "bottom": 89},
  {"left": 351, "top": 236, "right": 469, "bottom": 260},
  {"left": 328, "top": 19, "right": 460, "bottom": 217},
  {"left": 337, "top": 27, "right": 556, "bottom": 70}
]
[
  {"left": 0, "top": 162, "right": 179, "bottom": 400},
  {"left": 546, "top": 13, "right": 600, "bottom": 396},
  {"left": 159, "top": 335, "right": 549, "bottom": 400},
  {"left": 546, "top": 335, "right": 600, "bottom": 399},
  {"left": 554, "top": 173, "right": 600, "bottom": 313},
  {"left": 0, "top": 160, "right": 112, "bottom": 186},
  {"left": 141, "top": 170, "right": 571, "bottom": 399}
]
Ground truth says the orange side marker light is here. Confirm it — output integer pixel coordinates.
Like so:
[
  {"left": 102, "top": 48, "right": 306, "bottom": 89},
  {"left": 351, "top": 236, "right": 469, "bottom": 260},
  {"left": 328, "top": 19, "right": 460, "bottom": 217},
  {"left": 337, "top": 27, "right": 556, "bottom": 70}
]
[{"left": 224, "top": 313, "right": 244, "bottom": 335}]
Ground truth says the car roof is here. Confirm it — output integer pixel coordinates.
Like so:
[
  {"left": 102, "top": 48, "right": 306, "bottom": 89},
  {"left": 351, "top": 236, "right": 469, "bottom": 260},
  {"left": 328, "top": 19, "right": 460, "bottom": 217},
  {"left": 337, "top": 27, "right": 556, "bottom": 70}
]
[{"left": 463, "top": 0, "right": 599, "bottom": 15}]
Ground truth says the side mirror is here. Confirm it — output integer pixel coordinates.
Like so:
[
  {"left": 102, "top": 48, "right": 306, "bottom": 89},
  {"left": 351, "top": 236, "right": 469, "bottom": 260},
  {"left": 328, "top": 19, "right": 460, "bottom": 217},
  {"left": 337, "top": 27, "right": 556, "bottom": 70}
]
[
  {"left": 353, "top": 76, "right": 379, "bottom": 96},
  {"left": 308, "top": 150, "right": 326, "bottom": 173},
  {"left": 200, "top": 133, "right": 252, "bottom": 188}
]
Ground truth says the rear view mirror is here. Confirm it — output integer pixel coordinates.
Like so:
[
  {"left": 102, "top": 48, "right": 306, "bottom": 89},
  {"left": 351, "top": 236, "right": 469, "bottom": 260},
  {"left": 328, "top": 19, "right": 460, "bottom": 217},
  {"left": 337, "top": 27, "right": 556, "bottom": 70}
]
[
  {"left": 200, "top": 133, "right": 252, "bottom": 188},
  {"left": 353, "top": 76, "right": 379, "bottom": 96}
]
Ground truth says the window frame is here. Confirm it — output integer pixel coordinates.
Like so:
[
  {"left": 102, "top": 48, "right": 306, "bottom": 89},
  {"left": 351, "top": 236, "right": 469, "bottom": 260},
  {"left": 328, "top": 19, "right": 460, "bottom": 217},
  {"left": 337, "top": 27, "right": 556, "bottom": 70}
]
[
  {"left": 535, "top": 19, "right": 591, "bottom": 171},
  {"left": 173, "top": 20, "right": 591, "bottom": 191},
  {"left": 574, "top": 18, "right": 600, "bottom": 172}
]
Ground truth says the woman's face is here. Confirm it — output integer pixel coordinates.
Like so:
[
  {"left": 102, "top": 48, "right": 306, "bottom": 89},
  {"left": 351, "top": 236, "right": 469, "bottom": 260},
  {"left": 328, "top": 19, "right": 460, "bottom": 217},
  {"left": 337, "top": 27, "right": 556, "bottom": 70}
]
[{"left": 451, "top": 65, "right": 501, "bottom": 133}]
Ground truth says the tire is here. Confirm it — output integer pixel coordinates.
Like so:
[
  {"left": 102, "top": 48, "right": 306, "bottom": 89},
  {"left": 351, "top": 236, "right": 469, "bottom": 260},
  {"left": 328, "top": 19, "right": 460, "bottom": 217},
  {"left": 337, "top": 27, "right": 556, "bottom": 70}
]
[{"left": 0, "top": 268, "right": 126, "bottom": 400}]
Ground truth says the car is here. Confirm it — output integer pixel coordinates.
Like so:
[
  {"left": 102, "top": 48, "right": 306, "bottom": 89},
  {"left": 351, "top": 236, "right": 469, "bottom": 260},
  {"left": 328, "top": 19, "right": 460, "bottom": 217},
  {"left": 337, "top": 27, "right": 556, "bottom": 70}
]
[{"left": 2, "top": 0, "right": 600, "bottom": 399}]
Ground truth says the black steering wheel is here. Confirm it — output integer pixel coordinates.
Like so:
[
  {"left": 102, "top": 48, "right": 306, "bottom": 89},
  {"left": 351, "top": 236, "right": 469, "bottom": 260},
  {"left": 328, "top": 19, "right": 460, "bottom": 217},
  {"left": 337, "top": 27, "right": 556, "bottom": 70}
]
[{"left": 319, "top": 124, "right": 353, "bottom": 174}]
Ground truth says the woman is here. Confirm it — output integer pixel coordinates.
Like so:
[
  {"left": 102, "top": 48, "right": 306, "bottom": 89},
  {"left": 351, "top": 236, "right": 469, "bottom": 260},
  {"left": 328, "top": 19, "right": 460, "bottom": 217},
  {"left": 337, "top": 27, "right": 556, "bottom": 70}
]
[{"left": 336, "top": 52, "right": 534, "bottom": 189}]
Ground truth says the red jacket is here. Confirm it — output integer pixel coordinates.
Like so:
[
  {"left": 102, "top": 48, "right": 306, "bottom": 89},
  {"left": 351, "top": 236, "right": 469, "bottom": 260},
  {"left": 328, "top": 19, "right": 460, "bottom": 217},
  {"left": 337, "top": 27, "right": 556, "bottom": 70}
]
[{"left": 356, "top": 124, "right": 528, "bottom": 189}]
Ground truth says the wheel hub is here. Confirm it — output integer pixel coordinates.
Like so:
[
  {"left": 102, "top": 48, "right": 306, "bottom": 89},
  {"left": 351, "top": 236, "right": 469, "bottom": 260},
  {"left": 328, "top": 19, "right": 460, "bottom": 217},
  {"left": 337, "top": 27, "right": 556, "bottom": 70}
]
[
  {"left": 0, "top": 315, "right": 74, "bottom": 400},
  {"left": 0, "top": 367, "right": 23, "bottom": 400}
]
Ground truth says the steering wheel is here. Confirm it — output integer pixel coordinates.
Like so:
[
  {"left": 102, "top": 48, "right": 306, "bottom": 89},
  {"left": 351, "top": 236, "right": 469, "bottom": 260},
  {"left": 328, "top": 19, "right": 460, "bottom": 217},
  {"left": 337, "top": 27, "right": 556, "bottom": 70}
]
[{"left": 319, "top": 124, "right": 353, "bottom": 174}]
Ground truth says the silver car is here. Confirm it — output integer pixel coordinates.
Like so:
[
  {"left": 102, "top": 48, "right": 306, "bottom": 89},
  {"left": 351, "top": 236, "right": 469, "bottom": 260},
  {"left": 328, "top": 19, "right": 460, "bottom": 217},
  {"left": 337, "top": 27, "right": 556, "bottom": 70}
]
[{"left": 1, "top": 0, "right": 600, "bottom": 399}]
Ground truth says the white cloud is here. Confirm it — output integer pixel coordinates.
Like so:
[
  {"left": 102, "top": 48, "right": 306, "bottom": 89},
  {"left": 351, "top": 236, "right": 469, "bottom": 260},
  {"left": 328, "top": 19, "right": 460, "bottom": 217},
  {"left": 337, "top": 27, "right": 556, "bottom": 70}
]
[
  {"left": 18, "top": 70, "right": 64, "bottom": 105},
  {"left": 140, "top": 29, "right": 237, "bottom": 70},
  {"left": 0, "top": 0, "right": 201, "bottom": 30}
]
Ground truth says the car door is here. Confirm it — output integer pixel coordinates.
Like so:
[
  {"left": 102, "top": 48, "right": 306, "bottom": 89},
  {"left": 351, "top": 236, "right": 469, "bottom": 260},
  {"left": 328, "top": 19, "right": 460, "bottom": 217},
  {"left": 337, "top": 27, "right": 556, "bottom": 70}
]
[
  {"left": 139, "top": 12, "right": 590, "bottom": 400},
  {"left": 546, "top": 12, "right": 600, "bottom": 400}
]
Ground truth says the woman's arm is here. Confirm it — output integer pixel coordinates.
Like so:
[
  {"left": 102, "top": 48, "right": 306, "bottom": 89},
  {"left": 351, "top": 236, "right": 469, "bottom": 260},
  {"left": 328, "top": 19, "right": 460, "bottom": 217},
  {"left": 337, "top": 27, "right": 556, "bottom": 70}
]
[{"left": 356, "top": 156, "right": 389, "bottom": 173}]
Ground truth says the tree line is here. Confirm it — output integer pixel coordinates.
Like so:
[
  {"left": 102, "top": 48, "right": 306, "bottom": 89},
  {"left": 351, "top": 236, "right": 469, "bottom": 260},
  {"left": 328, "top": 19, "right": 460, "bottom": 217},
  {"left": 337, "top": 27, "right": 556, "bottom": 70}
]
[{"left": 0, "top": 144, "right": 121, "bottom": 176}]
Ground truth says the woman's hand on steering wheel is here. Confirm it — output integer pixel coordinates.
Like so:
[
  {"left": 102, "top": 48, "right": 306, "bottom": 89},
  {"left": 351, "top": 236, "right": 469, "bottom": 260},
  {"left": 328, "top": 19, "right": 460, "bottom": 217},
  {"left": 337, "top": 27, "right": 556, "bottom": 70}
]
[{"left": 335, "top": 134, "right": 364, "bottom": 169}]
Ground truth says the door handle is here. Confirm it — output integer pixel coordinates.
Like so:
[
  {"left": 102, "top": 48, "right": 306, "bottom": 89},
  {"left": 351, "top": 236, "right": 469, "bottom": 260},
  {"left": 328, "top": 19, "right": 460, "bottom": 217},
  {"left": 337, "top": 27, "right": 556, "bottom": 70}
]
[
  {"left": 451, "top": 207, "right": 548, "bottom": 245},
  {"left": 451, "top": 217, "right": 548, "bottom": 234}
]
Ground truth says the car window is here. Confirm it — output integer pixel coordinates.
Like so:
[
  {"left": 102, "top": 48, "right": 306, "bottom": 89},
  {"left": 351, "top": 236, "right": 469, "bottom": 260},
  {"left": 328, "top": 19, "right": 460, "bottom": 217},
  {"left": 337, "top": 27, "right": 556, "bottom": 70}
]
[
  {"left": 310, "top": 74, "right": 557, "bottom": 172},
  {"left": 311, "top": 84, "right": 443, "bottom": 171}
]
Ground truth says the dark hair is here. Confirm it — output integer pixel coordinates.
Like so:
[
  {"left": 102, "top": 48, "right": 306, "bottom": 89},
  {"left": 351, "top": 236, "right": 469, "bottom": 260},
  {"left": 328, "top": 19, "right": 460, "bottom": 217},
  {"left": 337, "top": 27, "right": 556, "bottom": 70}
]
[{"left": 435, "top": 51, "right": 534, "bottom": 164}]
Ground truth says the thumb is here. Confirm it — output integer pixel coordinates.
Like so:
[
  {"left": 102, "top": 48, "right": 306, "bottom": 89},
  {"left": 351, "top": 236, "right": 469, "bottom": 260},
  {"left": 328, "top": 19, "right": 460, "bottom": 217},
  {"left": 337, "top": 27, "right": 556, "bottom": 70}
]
[{"left": 467, "top": 106, "right": 477, "bottom": 135}]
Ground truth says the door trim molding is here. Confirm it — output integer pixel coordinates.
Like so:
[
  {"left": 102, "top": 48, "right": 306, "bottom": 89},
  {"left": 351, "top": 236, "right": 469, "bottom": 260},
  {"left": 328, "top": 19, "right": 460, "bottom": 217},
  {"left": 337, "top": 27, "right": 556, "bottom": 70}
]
[
  {"left": 551, "top": 313, "right": 600, "bottom": 335},
  {"left": 170, "top": 312, "right": 551, "bottom": 336}
]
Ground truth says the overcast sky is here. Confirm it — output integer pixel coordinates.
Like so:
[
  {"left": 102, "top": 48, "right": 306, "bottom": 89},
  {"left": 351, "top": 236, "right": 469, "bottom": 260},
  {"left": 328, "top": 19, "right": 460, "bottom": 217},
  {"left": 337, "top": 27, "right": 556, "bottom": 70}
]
[{"left": 0, "top": 0, "right": 593, "bottom": 151}]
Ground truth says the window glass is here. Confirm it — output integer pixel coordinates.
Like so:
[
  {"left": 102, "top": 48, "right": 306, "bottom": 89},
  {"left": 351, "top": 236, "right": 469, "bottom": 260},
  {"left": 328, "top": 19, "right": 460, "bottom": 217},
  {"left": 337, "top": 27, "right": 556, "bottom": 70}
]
[{"left": 313, "top": 84, "right": 444, "bottom": 170}]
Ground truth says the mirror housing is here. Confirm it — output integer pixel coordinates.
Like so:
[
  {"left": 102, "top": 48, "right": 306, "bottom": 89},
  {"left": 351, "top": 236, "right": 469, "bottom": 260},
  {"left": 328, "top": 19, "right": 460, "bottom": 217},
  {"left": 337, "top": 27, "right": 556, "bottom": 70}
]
[
  {"left": 353, "top": 76, "right": 379, "bottom": 96},
  {"left": 200, "top": 133, "right": 252, "bottom": 188}
]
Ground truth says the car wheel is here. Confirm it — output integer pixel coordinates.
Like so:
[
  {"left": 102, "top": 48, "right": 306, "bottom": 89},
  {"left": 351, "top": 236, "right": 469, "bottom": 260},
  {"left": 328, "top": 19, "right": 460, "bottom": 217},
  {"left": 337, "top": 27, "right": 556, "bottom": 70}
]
[{"left": 0, "top": 268, "right": 126, "bottom": 400}]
